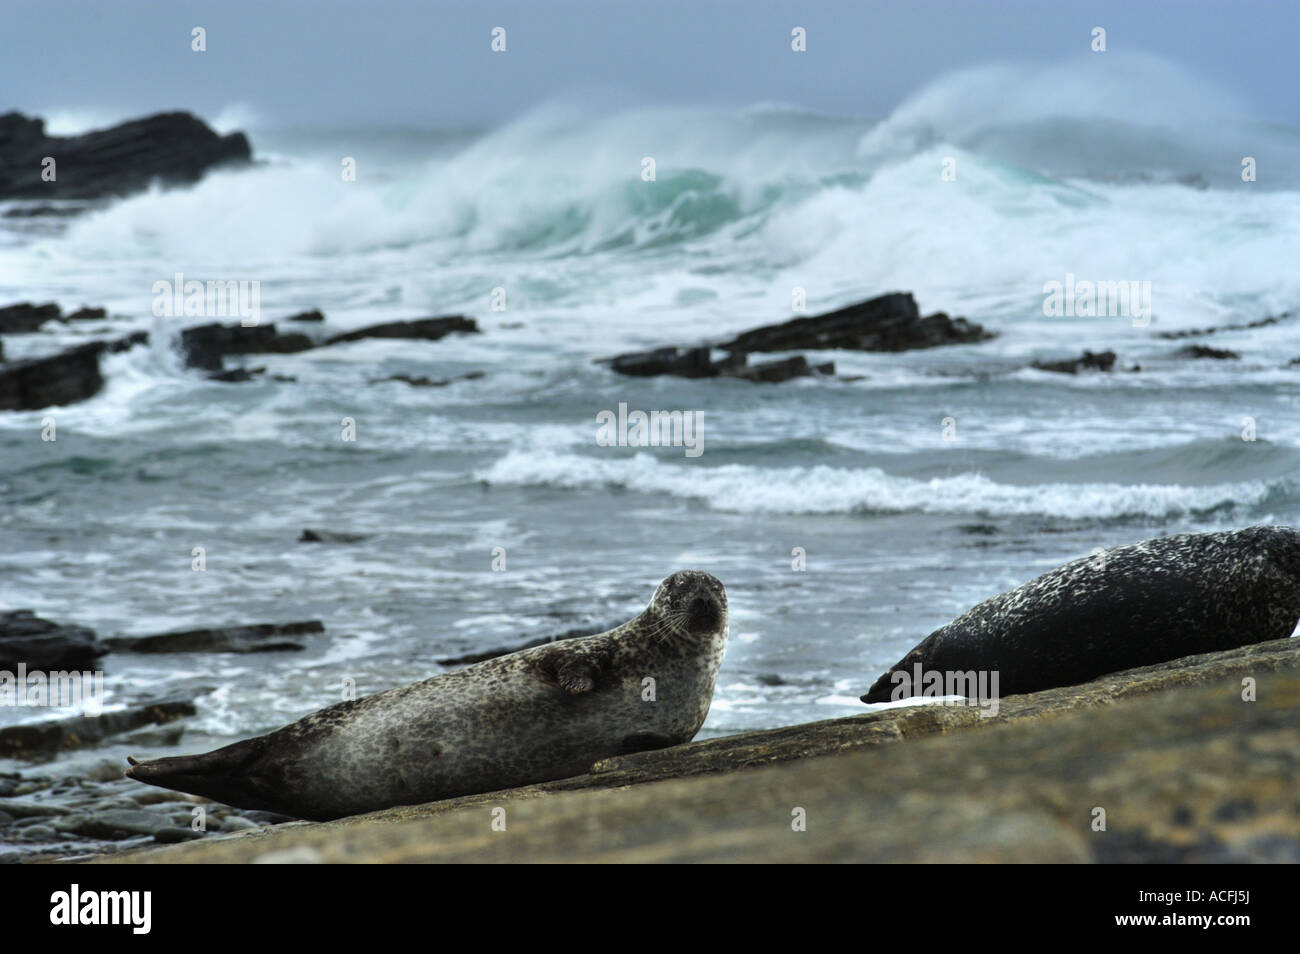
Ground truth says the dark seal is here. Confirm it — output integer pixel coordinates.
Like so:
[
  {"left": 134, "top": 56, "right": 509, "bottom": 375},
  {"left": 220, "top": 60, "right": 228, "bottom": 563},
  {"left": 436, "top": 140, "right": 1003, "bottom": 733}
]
[
  {"left": 862, "top": 526, "right": 1300, "bottom": 703},
  {"left": 126, "top": 570, "right": 728, "bottom": 820}
]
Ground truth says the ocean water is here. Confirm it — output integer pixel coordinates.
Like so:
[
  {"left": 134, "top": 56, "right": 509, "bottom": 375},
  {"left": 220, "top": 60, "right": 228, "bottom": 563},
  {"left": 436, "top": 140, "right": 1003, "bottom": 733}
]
[{"left": 2, "top": 56, "right": 1299, "bottom": 776}]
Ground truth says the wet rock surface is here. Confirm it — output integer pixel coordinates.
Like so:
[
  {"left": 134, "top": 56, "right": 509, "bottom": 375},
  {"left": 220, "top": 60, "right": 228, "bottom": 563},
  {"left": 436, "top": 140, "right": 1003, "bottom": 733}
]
[
  {"left": 1175, "top": 344, "right": 1240, "bottom": 360},
  {"left": 88, "top": 638, "right": 1300, "bottom": 863},
  {"left": 0, "top": 698, "right": 198, "bottom": 760},
  {"left": 104, "top": 621, "right": 323, "bottom": 654},
  {"left": 0, "top": 333, "right": 149, "bottom": 410}
]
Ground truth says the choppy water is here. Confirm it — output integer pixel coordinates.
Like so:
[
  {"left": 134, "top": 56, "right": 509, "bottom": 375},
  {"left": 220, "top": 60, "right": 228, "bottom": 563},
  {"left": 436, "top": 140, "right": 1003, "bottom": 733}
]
[{"left": 2, "top": 55, "right": 1299, "bottom": 782}]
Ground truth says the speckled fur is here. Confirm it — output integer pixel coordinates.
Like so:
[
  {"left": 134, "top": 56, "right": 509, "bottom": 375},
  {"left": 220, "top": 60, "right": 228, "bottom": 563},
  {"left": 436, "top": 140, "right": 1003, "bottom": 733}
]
[
  {"left": 127, "top": 571, "right": 728, "bottom": 820},
  {"left": 863, "top": 526, "right": 1300, "bottom": 703}
]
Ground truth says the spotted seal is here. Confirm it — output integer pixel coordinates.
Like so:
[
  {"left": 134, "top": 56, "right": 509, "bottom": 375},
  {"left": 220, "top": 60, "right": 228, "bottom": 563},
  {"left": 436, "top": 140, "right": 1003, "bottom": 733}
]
[
  {"left": 862, "top": 526, "right": 1300, "bottom": 703},
  {"left": 127, "top": 570, "right": 728, "bottom": 820}
]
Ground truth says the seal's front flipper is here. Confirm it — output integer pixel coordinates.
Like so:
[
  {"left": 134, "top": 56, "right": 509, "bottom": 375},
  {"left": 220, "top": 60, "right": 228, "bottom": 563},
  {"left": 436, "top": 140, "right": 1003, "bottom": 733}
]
[{"left": 555, "top": 660, "right": 597, "bottom": 694}]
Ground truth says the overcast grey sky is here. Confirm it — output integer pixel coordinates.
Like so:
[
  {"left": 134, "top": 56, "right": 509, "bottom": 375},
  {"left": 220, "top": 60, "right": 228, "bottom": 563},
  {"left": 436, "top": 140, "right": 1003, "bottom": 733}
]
[{"left": 3, "top": 1, "right": 1297, "bottom": 130}]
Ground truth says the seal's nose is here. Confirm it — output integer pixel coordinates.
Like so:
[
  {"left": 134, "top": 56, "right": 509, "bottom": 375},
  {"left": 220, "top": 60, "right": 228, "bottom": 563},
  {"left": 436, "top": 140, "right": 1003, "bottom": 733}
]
[{"left": 686, "top": 593, "right": 722, "bottom": 635}]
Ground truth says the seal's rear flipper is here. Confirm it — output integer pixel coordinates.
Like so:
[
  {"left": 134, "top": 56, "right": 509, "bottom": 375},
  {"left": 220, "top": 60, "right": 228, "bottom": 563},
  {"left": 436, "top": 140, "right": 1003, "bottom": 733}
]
[{"left": 125, "top": 736, "right": 282, "bottom": 814}]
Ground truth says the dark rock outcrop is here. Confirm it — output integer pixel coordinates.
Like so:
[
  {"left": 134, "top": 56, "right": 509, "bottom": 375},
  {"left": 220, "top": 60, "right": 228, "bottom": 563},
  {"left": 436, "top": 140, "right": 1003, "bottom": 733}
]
[
  {"left": 1176, "top": 344, "right": 1239, "bottom": 360},
  {"left": 177, "top": 317, "right": 481, "bottom": 371},
  {"left": 66, "top": 306, "right": 108, "bottom": 322},
  {"left": 285, "top": 309, "right": 324, "bottom": 322},
  {"left": 0, "top": 610, "right": 105, "bottom": 671},
  {"left": 178, "top": 322, "right": 316, "bottom": 371},
  {"left": 105, "top": 621, "right": 323, "bottom": 655},
  {"left": 106, "top": 332, "right": 149, "bottom": 352},
  {"left": 719, "top": 294, "right": 992, "bottom": 353},
  {"left": 605, "top": 293, "right": 986, "bottom": 382},
  {"left": 604, "top": 348, "right": 831, "bottom": 383},
  {"left": 0, "top": 301, "right": 113, "bottom": 333},
  {"left": 0, "top": 302, "right": 61, "bottom": 333},
  {"left": 608, "top": 347, "right": 742, "bottom": 379},
  {"left": 0, "top": 342, "right": 102, "bottom": 410},
  {"left": 0, "top": 697, "right": 197, "bottom": 759},
  {"left": 0, "top": 334, "right": 149, "bottom": 410},
  {"left": 325, "top": 316, "right": 480, "bottom": 346},
  {"left": 1158, "top": 311, "right": 1291, "bottom": 340},
  {"left": 0, "top": 111, "right": 251, "bottom": 200},
  {"left": 299, "top": 529, "right": 370, "bottom": 544},
  {"left": 1031, "top": 349, "right": 1116, "bottom": 374}
]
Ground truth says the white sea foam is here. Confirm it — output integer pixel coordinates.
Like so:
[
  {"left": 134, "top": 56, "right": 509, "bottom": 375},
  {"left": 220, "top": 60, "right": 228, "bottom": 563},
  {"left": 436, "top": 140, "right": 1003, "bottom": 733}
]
[{"left": 478, "top": 450, "right": 1274, "bottom": 519}]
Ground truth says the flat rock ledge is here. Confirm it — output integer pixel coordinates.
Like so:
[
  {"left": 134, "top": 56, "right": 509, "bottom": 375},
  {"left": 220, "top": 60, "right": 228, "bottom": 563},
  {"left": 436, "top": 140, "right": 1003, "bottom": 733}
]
[{"left": 91, "top": 638, "right": 1300, "bottom": 863}]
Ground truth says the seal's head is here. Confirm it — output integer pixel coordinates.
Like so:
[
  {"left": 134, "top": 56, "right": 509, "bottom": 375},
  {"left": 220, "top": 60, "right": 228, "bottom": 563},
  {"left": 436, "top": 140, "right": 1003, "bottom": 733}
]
[{"left": 646, "top": 570, "right": 728, "bottom": 642}]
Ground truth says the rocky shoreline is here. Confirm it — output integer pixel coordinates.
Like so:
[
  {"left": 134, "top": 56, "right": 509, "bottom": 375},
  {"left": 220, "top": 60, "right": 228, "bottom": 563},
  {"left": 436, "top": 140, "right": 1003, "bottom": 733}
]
[{"left": 58, "top": 636, "right": 1299, "bottom": 864}]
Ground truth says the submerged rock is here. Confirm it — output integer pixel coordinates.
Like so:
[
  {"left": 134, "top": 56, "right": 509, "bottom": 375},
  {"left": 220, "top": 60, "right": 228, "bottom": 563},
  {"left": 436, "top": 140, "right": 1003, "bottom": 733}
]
[
  {"left": 604, "top": 348, "right": 832, "bottom": 382},
  {"left": 0, "top": 111, "right": 251, "bottom": 200},
  {"left": 367, "top": 371, "right": 485, "bottom": 388},
  {"left": 607, "top": 346, "right": 742, "bottom": 378},
  {"left": 105, "top": 621, "right": 323, "bottom": 654},
  {"left": 65, "top": 307, "right": 108, "bottom": 322},
  {"left": 1031, "top": 349, "right": 1116, "bottom": 374},
  {"left": 1158, "top": 310, "right": 1291, "bottom": 340},
  {"left": 0, "top": 697, "right": 197, "bottom": 760},
  {"left": 299, "top": 529, "right": 370, "bottom": 544},
  {"left": 207, "top": 366, "right": 267, "bottom": 383},
  {"left": 325, "top": 316, "right": 480, "bottom": 345}
]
